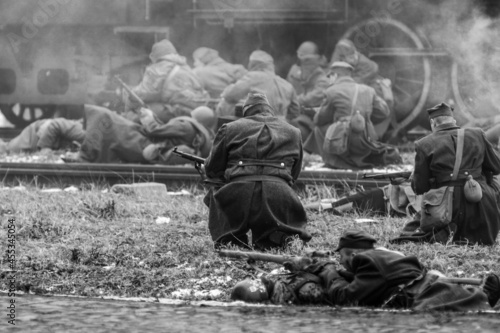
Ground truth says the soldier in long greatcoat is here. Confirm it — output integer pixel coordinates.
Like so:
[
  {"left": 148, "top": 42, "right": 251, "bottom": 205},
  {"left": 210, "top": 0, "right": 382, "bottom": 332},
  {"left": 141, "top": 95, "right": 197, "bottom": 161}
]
[
  {"left": 412, "top": 103, "right": 500, "bottom": 245},
  {"left": 204, "top": 92, "right": 311, "bottom": 249}
]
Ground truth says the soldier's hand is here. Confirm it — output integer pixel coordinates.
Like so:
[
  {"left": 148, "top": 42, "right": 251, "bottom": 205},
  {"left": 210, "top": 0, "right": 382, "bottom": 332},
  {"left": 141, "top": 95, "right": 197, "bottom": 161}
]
[
  {"left": 318, "top": 264, "right": 341, "bottom": 288},
  {"left": 283, "top": 257, "right": 313, "bottom": 272}
]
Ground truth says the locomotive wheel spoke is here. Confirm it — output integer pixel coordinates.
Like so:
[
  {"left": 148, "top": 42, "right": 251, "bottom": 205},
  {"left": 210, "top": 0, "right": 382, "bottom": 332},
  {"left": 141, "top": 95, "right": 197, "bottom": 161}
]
[
  {"left": 395, "top": 77, "right": 425, "bottom": 85},
  {"left": 341, "top": 17, "right": 431, "bottom": 137}
]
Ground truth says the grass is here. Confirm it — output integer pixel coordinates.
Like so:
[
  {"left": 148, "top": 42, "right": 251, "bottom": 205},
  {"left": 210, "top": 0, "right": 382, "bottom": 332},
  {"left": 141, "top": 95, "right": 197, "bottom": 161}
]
[{"left": 0, "top": 182, "right": 499, "bottom": 304}]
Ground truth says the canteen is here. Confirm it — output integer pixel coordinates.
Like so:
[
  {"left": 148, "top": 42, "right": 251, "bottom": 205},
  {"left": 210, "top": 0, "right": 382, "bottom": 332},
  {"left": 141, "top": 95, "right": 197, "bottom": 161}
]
[
  {"left": 350, "top": 110, "right": 366, "bottom": 133},
  {"left": 464, "top": 175, "right": 482, "bottom": 203}
]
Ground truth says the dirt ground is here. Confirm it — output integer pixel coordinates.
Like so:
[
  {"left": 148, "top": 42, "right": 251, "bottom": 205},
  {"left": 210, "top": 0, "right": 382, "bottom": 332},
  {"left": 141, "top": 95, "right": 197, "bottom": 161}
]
[{"left": 4, "top": 294, "right": 500, "bottom": 333}]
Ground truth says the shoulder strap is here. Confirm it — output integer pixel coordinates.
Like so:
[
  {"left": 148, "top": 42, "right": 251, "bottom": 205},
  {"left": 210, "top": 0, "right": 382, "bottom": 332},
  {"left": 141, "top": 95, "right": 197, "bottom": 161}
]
[
  {"left": 452, "top": 128, "right": 465, "bottom": 180},
  {"left": 350, "top": 84, "right": 360, "bottom": 116}
]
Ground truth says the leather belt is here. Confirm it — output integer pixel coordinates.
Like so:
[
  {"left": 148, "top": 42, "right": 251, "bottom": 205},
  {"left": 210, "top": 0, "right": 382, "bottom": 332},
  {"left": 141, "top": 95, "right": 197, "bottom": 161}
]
[
  {"left": 230, "top": 175, "right": 288, "bottom": 185},
  {"left": 435, "top": 179, "right": 466, "bottom": 188}
]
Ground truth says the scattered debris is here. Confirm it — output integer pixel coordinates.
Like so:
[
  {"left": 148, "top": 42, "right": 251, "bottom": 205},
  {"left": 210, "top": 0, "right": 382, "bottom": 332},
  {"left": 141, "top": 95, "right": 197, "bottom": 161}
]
[
  {"left": 155, "top": 216, "right": 171, "bottom": 224},
  {"left": 355, "top": 218, "right": 379, "bottom": 224}
]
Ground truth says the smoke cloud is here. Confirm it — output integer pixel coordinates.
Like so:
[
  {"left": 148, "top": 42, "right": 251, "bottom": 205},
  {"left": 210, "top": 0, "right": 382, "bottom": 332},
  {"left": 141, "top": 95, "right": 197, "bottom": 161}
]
[{"left": 418, "top": 0, "right": 500, "bottom": 118}]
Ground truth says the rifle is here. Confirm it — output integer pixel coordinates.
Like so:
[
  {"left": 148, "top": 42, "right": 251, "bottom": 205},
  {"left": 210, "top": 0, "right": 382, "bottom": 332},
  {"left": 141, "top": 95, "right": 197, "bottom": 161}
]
[
  {"left": 219, "top": 250, "right": 493, "bottom": 288},
  {"left": 363, "top": 171, "right": 412, "bottom": 185},
  {"left": 218, "top": 249, "right": 337, "bottom": 272},
  {"left": 114, "top": 76, "right": 147, "bottom": 109}
]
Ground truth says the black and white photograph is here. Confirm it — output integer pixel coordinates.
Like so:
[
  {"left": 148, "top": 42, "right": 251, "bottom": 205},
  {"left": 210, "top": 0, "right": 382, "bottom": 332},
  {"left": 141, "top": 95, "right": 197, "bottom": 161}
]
[{"left": 0, "top": 0, "right": 499, "bottom": 332}]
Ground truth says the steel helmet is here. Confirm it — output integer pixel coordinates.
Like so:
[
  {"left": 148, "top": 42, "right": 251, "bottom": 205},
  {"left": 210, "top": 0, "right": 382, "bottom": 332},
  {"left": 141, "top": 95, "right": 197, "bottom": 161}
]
[
  {"left": 230, "top": 279, "right": 269, "bottom": 303},
  {"left": 191, "top": 106, "right": 216, "bottom": 130}
]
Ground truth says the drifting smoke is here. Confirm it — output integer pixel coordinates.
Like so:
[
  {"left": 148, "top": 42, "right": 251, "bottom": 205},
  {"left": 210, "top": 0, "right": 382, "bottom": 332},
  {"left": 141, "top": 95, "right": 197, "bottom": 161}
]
[
  {"left": 419, "top": 0, "right": 500, "bottom": 117},
  {"left": 0, "top": 0, "right": 149, "bottom": 97}
]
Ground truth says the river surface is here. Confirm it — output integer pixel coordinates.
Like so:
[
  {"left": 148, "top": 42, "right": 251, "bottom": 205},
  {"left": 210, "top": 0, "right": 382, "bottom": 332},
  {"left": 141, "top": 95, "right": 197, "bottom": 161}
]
[{"left": 3, "top": 294, "right": 500, "bottom": 332}]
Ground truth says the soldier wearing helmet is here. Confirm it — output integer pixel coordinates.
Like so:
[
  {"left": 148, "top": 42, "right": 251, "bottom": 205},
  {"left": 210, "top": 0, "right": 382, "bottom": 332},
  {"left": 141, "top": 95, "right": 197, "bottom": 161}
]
[
  {"left": 216, "top": 50, "right": 300, "bottom": 123},
  {"left": 192, "top": 47, "right": 247, "bottom": 99},
  {"left": 127, "top": 39, "right": 209, "bottom": 124},
  {"left": 286, "top": 41, "right": 329, "bottom": 109},
  {"left": 70, "top": 104, "right": 214, "bottom": 165}
]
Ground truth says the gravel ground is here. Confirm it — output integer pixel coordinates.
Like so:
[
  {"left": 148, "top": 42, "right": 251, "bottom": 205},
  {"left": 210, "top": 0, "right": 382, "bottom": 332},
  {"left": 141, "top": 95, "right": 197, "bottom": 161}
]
[{"left": 4, "top": 294, "right": 499, "bottom": 333}]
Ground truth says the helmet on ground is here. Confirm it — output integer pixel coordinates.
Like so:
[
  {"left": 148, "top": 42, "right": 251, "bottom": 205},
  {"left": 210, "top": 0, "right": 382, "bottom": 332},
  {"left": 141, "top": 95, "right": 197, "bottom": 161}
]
[
  {"left": 191, "top": 106, "right": 216, "bottom": 130},
  {"left": 230, "top": 279, "right": 269, "bottom": 303}
]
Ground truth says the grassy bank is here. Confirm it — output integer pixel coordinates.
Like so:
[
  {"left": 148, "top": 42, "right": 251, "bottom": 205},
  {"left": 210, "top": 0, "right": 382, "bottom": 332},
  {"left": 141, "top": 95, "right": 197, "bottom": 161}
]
[{"left": 1, "top": 185, "right": 499, "bottom": 302}]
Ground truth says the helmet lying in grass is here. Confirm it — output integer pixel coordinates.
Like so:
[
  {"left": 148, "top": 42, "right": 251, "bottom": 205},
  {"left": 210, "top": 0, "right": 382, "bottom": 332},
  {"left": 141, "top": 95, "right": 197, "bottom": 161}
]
[{"left": 230, "top": 278, "right": 269, "bottom": 303}]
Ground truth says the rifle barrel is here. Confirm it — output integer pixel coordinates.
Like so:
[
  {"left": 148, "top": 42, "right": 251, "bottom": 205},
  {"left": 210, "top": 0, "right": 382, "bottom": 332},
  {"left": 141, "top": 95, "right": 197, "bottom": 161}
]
[
  {"left": 115, "top": 76, "right": 146, "bottom": 108},
  {"left": 218, "top": 250, "right": 292, "bottom": 264}
]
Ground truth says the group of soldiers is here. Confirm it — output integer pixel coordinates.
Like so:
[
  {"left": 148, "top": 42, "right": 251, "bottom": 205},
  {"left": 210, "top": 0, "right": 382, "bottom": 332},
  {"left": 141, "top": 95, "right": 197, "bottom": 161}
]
[
  {"left": 0, "top": 37, "right": 401, "bottom": 170},
  {"left": 216, "top": 95, "right": 500, "bottom": 312},
  {"left": 2, "top": 37, "right": 500, "bottom": 312}
]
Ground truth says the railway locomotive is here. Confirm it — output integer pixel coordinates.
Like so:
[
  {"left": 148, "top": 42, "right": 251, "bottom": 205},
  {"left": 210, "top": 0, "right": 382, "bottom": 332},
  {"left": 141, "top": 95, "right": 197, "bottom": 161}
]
[{"left": 0, "top": 0, "right": 497, "bottom": 140}]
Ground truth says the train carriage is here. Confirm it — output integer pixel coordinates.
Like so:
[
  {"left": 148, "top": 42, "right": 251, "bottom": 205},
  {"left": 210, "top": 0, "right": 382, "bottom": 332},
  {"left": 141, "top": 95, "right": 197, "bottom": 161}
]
[{"left": 0, "top": 0, "right": 496, "bottom": 140}]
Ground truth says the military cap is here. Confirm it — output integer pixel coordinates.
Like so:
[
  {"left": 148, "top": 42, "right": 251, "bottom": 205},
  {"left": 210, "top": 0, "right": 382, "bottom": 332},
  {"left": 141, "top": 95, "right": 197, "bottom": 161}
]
[
  {"left": 335, "top": 229, "right": 377, "bottom": 252},
  {"left": 427, "top": 102, "right": 454, "bottom": 119},
  {"left": 330, "top": 61, "right": 354, "bottom": 71},
  {"left": 242, "top": 90, "right": 271, "bottom": 116}
]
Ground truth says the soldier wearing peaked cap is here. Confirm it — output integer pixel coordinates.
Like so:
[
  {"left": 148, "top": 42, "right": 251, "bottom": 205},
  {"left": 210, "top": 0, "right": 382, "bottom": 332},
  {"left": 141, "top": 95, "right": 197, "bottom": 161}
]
[
  {"left": 204, "top": 91, "right": 311, "bottom": 250},
  {"left": 233, "top": 230, "right": 500, "bottom": 311},
  {"left": 411, "top": 102, "right": 500, "bottom": 245}
]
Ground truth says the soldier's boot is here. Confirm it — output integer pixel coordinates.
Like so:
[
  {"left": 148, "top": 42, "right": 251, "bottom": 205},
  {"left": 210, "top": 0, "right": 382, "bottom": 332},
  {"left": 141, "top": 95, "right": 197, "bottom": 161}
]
[{"left": 483, "top": 273, "right": 500, "bottom": 307}]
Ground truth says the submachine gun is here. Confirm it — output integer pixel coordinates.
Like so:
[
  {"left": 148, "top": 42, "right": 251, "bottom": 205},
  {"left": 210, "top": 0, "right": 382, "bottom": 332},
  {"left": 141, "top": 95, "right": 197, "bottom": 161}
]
[{"left": 172, "top": 147, "right": 224, "bottom": 186}]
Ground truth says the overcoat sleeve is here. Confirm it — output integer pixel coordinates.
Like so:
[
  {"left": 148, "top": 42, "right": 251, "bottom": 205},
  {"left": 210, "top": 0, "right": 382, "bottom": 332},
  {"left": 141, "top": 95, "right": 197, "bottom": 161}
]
[
  {"left": 371, "top": 93, "right": 390, "bottom": 124},
  {"left": 314, "top": 95, "right": 335, "bottom": 127},
  {"left": 290, "top": 137, "right": 304, "bottom": 181},
  {"left": 37, "top": 119, "right": 85, "bottom": 149},
  {"left": 297, "top": 75, "right": 329, "bottom": 108},
  {"left": 220, "top": 74, "right": 252, "bottom": 104},
  {"left": 326, "top": 255, "right": 387, "bottom": 306},
  {"left": 412, "top": 141, "right": 432, "bottom": 194},
  {"left": 204, "top": 124, "right": 229, "bottom": 180},
  {"left": 481, "top": 132, "right": 500, "bottom": 176},
  {"left": 132, "top": 64, "right": 172, "bottom": 103},
  {"left": 286, "top": 89, "right": 301, "bottom": 122}
]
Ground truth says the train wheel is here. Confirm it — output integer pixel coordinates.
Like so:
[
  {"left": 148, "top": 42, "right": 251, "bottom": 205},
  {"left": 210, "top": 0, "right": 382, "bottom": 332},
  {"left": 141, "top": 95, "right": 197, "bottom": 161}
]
[
  {"left": 0, "top": 104, "right": 56, "bottom": 128},
  {"left": 341, "top": 18, "right": 431, "bottom": 139}
]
